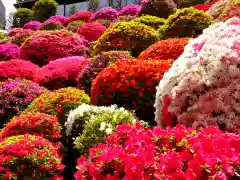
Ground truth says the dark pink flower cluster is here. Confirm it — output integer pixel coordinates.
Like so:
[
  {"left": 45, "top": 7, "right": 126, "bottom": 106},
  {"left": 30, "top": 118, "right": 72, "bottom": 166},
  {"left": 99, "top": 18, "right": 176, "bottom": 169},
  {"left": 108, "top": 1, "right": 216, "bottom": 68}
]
[
  {"left": 23, "top": 21, "right": 42, "bottom": 31},
  {"left": 65, "top": 11, "right": 93, "bottom": 25},
  {"left": 77, "top": 23, "right": 106, "bottom": 43},
  {"left": 0, "top": 44, "right": 19, "bottom": 61},
  {"left": 91, "top": 7, "right": 118, "bottom": 22},
  {"left": 8, "top": 28, "right": 34, "bottom": 46},
  {"left": 35, "top": 56, "right": 90, "bottom": 90},
  {"left": 48, "top": 15, "right": 66, "bottom": 24},
  {"left": 118, "top": 4, "right": 142, "bottom": 16},
  {"left": 20, "top": 30, "right": 88, "bottom": 66},
  {"left": 0, "top": 59, "right": 39, "bottom": 81},
  {"left": 75, "top": 123, "right": 240, "bottom": 180}
]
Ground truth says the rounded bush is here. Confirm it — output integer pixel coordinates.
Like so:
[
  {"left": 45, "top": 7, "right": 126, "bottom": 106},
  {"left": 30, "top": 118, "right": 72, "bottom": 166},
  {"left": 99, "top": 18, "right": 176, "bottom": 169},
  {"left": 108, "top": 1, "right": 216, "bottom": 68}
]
[
  {"left": 92, "top": 21, "right": 159, "bottom": 57},
  {"left": 0, "top": 44, "right": 19, "bottom": 61},
  {"left": 118, "top": 4, "right": 142, "bottom": 16},
  {"left": 207, "top": 0, "right": 229, "bottom": 19},
  {"left": 155, "top": 17, "right": 240, "bottom": 133},
  {"left": 75, "top": 124, "right": 240, "bottom": 180},
  {"left": 133, "top": 14, "right": 166, "bottom": 29},
  {"left": 48, "top": 15, "right": 66, "bottom": 24},
  {"left": 9, "top": 28, "right": 34, "bottom": 46},
  {"left": 0, "top": 134, "right": 64, "bottom": 179},
  {"left": 66, "top": 20, "right": 85, "bottom": 33},
  {"left": 77, "top": 51, "right": 132, "bottom": 94},
  {"left": 77, "top": 23, "right": 106, "bottom": 43},
  {"left": 138, "top": 38, "right": 189, "bottom": 60},
  {"left": 91, "top": 59, "right": 174, "bottom": 124},
  {"left": 36, "top": 56, "right": 90, "bottom": 90},
  {"left": 0, "top": 59, "right": 39, "bottom": 81},
  {"left": 0, "top": 79, "right": 47, "bottom": 127},
  {"left": 68, "top": 104, "right": 136, "bottom": 154},
  {"left": 64, "top": 11, "right": 93, "bottom": 25},
  {"left": 33, "top": 0, "right": 59, "bottom": 22},
  {"left": 13, "top": 8, "right": 33, "bottom": 27},
  {"left": 0, "top": 113, "right": 61, "bottom": 140},
  {"left": 158, "top": 8, "right": 213, "bottom": 39},
  {"left": 23, "top": 21, "right": 42, "bottom": 30},
  {"left": 23, "top": 87, "right": 90, "bottom": 126},
  {"left": 20, "top": 30, "right": 87, "bottom": 67},
  {"left": 194, "top": 3, "right": 214, "bottom": 11},
  {"left": 91, "top": 7, "right": 118, "bottom": 22},
  {"left": 40, "top": 19, "right": 64, "bottom": 30}
]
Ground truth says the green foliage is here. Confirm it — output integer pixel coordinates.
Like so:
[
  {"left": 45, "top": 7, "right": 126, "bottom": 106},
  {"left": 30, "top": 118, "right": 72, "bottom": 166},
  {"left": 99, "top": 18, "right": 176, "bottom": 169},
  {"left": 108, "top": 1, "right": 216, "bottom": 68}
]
[
  {"left": 0, "top": 31, "right": 7, "bottom": 40},
  {"left": 13, "top": 8, "right": 33, "bottom": 28},
  {"left": 158, "top": 8, "right": 213, "bottom": 39},
  {"left": 32, "top": 0, "right": 59, "bottom": 22},
  {"left": 93, "top": 19, "right": 112, "bottom": 27},
  {"left": 133, "top": 15, "right": 166, "bottom": 29},
  {"left": 68, "top": 4, "right": 78, "bottom": 17},
  {"left": 66, "top": 20, "right": 85, "bottom": 32},
  {"left": 92, "top": 21, "right": 159, "bottom": 57},
  {"left": 88, "top": 0, "right": 100, "bottom": 12}
]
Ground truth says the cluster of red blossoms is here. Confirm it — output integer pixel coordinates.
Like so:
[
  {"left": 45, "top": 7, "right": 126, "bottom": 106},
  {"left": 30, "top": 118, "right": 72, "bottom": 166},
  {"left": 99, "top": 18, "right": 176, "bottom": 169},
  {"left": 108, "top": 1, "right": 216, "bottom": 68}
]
[
  {"left": 64, "top": 11, "right": 93, "bottom": 25},
  {"left": 75, "top": 122, "right": 240, "bottom": 180}
]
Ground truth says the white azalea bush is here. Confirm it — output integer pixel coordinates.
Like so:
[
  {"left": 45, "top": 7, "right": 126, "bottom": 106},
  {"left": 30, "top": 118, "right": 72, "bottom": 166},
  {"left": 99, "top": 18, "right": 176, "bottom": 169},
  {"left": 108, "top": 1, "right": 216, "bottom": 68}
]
[
  {"left": 154, "top": 17, "right": 240, "bottom": 133},
  {"left": 65, "top": 104, "right": 137, "bottom": 154}
]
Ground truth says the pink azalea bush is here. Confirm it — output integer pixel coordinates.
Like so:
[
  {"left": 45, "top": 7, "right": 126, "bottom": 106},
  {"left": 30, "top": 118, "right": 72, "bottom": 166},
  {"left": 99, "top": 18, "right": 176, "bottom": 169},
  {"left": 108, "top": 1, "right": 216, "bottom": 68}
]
[
  {"left": 35, "top": 56, "right": 90, "bottom": 90},
  {"left": 65, "top": 11, "right": 93, "bottom": 25},
  {"left": 75, "top": 123, "right": 240, "bottom": 179},
  {"left": 91, "top": 7, "right": 118, "bottom": 22},
  {"left": 118, "top": 4, "right": 142, "bottom": 16},
  {"left": 23, "top": 21, "right": 42, "bottom": 31},
  {"left": 154, "top": 17, "right": 240, "bottom": 133},
  {"left": 0, "top": 43, "right": 19, "bottom": 61},
  {"left": 20, "top": 30, "right": 87, "bottom": 66},
  {"left": 48, "top": 15, "right": 66, "bottom": 24},
  {"left": 0, "top": 59, "right": 39, "bottom": 81},
  {"left": 8, "top": 28, "right": 34, "bottom": 46}
]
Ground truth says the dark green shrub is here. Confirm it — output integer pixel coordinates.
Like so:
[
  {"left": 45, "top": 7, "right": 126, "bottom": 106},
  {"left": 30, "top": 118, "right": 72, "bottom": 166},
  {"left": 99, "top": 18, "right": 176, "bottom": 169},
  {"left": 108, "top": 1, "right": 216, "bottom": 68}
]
[{"left": 13, "top": 8, "right": 34, "bottom": 27}]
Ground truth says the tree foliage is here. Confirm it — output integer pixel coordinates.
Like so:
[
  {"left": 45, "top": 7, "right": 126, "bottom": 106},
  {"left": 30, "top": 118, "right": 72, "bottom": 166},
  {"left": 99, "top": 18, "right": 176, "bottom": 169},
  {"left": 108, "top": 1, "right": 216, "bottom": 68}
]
[{"left": 13, "top": 8, "right": 33, "bottom": 28}]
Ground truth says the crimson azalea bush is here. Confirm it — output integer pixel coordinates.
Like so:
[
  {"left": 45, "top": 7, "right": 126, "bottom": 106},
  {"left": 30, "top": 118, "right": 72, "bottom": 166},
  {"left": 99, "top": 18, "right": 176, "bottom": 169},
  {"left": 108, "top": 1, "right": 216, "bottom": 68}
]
[
  {"left": 75, "top": 123, "right": 240, "bottom": 180},
  {"left": 133, "top": 14, "right": 166, "bottom": 29},
  {"left": 77, "top": 51, "right": 132, "bottom": 94},
  {"left": 77, "top": 23, "right": 106, "bottom": 43},
  {"left": 48, "top": 15, "right": 66, "bottom": 24},
  {"left": 118, "top": 4, "right": 141, "bottom": 16},
  {"left": 22, "top": 87, "right": 90, "bottom": 126},
  {"left": 23, "top": 21, "right": 42, "bottom": 30},
  {"left": 91, "top": 7, "right": 118, "bottom": 22},
  {"left": 0, "top": 113, "right": 61, "bottom": 140},
  {"left": 66, "top": 20, "right": 85, "bottom": 33},
  {"left": 0, "top": 43, "right": 19, "bottom": 61},
  {"left": 138, "top": 38, "right": 189, "bottom": 60},
  {"left": 20, "top": 30, "right": 87, "bottom": 66},
  {"left": 91, "top": 59, "right": 174, "bottom": 124},
  {"left": 194, "top": 2, "right": 214, "bottom": 11},
  {"left": 0, "top": 79, "right": 47, "bottom": 127},
  {"left": 35, "top": 56, "right": 90, "bottom": 90},
  {"left": 40, "top": 19, "right": 64, "bottom": 30},
  {"left": 0, "top": 59, "right": 39, "bottom": 81},
  {"left": 64, "top": 11, "right": 93, "bottom": 25},
  {"left": 92, "top": 21, "right": 159, "bottom": 57},
  {"left": 8, "top": 28, "right": 34, "bottom": 46},
  {"left": 0, "top": 134, "right": 64, "bottom": 179}
]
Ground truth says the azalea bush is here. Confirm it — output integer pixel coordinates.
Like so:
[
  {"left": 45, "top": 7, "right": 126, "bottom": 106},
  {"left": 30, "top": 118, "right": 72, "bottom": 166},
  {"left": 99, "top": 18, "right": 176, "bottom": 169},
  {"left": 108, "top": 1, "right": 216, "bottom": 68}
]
[
  {"left": 0, "top": 59, "right": 39, "bottom": 81},
  {"left": 9, "top": 28, "right": 34, "bottom": 46},
  {"left": 118, "top": 4, "right": 141, "bottom": 16},
  {"left": 155, "top": 17, "right": 240, "bottom": 133},
  {"left": 40, "top": 19, "right": 64, "bottom": 30},
  {"left": 68, "top": 104, "right": 136, "bottom": 155},
  {"left": 158, "top": 8, "right": 213, "bottom": 39},
  {"left": 0, "top": 79, "right": 47, "bottom": 127},
  {"left": 91, "top": 59, "right": 174, "bottom": 124},
  {"left": 0, "top": 31, "right": 7, "bottom": 41},
  {"left": 138, "top": 38, "right": 189, "bottom": 60},
  {"left": 133, "top": 14, "right": 166, "bottom": 29},
  {"left": 64, "top": 11, "right": 93, "bottom": 25},
  {"left": 92, "top": 21, "right": 159, "bottom": 57},
  {"left": 77, "top": 51, "right": 132, "bottom": 94},
  {"left": 12, "top": 8, "right": 34, "bottom": 27},
  {"left": 48, "top": 15, "right": 66, "bottom": 24},
  {"left": 20, "top": 30, "right": 87, "bottom": 66},
  {"left": 35, "top": 56, "right": 89, "bottom": 90},
  {"left": 194, "top": 2, "right": 214, "bottom": 11},
  {"left": 207, "top": 0, "right": 228, "bottom": 19},
  {"left": 91, "top": 7, "right": 118, "bottom": 22},
  {"left": 77, "top": 23, "right": 106, "bottom": 43},
  {"left": 0, "top": 134, "right": 64, "bottom": 179},
  {"left": 0, "top": 113, "right": 61, "bottom": 140},
  {"left": 0, "top": 43, "right": 19, "bottom": 61},
  {"left": 23, "top": 21, "right": 42, "bottom": 30},
  {"left": 23, "top": 87, "right": 90, "bottom": 126},
  {"left": 75, "top": 123, "right": 240, "bottom": 180},
  {"left": 93, "top": 19, "right": 112, "bottom": 28},
  {"left": 66, "top": 20, "right": 85, "bottom": 33}
]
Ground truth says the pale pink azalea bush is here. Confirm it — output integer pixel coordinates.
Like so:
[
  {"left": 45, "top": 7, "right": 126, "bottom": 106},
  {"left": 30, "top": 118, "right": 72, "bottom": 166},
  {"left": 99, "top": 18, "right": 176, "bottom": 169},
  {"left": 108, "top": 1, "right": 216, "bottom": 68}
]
[
  {"left": 154, "top": 17, "right": 240, "bottom": 133},
  {"left": 75, "top": 123, "right": 240, "bottom": 179}
]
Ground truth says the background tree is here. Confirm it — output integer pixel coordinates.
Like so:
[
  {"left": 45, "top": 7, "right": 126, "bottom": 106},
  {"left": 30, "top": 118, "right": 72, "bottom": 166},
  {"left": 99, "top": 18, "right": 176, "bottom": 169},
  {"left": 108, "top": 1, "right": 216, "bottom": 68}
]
[
  {"left": 13, "top": 8, "right": 33, "bottom": 27},
  {"left": 68, "top": 4, "right": 78, "bottom": 16},
  {"left": 108, "top": 0, "right": 114, "bottom": 7},
  {"left": 88, "top": 0, "right": 100, "bottom": 12}
]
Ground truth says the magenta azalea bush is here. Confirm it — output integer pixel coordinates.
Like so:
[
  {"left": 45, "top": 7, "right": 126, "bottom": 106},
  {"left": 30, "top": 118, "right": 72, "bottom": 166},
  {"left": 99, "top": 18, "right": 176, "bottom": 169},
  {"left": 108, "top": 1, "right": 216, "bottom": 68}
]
[
  {"left": 23, "top": 21, "right": 42, "bottom": 31},
  {"left": 9, "top": 28, "right": 34, "bottom": 46},
  {"left": 0, "top": 43, "right": 19, "bottom": 61},
  {"left": 118, "top": 4, "right": 142, "bottom": 16},
  {"left": 75, "top": 123, "right": 240, "bottom": 179},
  {"left": 91, "top": 7, "right": 118, "bottom": 22},
  {"left": 48, "top": 15, "right": 66, "bottom": 24}
]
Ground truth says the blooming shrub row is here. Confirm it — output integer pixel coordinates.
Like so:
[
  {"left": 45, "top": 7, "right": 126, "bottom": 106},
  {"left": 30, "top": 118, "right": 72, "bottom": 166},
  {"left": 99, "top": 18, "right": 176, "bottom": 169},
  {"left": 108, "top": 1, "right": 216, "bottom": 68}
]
[{"left": 0, "top": 44, "right": 19, "bottom": 61}]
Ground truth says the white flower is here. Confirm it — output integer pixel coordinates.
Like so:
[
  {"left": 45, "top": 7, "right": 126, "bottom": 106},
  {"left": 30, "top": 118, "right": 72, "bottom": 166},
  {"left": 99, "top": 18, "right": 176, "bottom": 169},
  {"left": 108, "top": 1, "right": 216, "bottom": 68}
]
[
  {"left": 99, "top": 122, "right": 107, "bottom": 131},
  {"left": 105, "top": 127, "right": 113, "bottom": 134}
]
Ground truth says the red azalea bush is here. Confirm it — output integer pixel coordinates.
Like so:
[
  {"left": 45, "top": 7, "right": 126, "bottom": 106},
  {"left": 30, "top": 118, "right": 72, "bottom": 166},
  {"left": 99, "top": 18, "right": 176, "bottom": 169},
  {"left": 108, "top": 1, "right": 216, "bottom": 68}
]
[
  {"left": 0, "top": 113, "right": 61, "bottom": 140},
  {"left": 64, "top": 11, "right": 93, "bottom": 25},
  {"left": 8, "top": 28, "right": 34, "bottom": 46},
  {"left": 0, "top": 59, "right": 39, "bottom": 81},
  {"left": 0, "top": 134, "right": 64, "bottom": 179},
  {"left": 194, "top": 3, "right": 214, "bottom": 11},
  {"left": 23, "top": 21, "right": 42, "bottom": 30},
  {"left": 0, "top": 43, "right": 19, "bottom": 61},
  {"left": 138, "top": 38, "right": 189, "bottom": 60},
  {"left": 35, "top": 56, "right": 90, "bottom": 90},
  {"left": 118, "top": 4, "right": 142, "bottom": 16},
  {"left": 91, "top": 59, "right": 174, "bottom": 124},
  {"left": 20, "top": 30, "right": 87, "bottom": 67},
  {"left": 77, "top": 23, "right": 106, "bottom": 43},
  {"left": 40, "top": 19, "right": 64, "bottom": 30},
  {"left": 91, "top": 7, "right": 118, "bottom": 22},
  {"left": 75, "top": 123, "right": 240, "bottom": 180}
]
